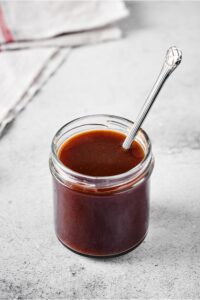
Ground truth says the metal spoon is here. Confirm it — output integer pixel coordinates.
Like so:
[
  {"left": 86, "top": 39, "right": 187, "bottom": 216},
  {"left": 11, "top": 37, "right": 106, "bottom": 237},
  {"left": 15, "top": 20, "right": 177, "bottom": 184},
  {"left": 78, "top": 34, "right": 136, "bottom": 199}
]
[{"left": 122, "top": 46, "right": 182, "bottom": 150}]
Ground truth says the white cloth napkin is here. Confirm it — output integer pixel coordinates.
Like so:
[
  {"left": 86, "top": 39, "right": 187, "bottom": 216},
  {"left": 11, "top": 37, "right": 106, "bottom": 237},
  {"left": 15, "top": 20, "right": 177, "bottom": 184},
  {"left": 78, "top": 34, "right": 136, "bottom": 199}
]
[{"left": 0, "top": 1, "right": 128, "bottom": 136}]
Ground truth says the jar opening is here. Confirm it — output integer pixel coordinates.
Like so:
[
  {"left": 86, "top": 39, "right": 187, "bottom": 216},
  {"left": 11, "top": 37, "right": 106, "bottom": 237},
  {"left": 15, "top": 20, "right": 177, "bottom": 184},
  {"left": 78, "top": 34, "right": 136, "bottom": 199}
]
[{"left": 50, "top": 114, "right": 154, "bottom": 191}]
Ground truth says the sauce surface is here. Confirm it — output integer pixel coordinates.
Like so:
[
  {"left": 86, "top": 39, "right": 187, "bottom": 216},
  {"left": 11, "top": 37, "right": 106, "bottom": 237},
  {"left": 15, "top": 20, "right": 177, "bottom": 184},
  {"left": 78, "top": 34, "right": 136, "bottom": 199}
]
[{"left": 58, "top": 130, "right": 144, "bottom": 177}]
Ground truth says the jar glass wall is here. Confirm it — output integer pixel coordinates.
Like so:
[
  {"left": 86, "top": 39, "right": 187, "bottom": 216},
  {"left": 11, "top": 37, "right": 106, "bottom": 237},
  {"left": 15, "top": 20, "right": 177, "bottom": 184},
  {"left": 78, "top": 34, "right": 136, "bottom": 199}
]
[{"left": 49, "top": 115, "right": 154, "bottom": 257}]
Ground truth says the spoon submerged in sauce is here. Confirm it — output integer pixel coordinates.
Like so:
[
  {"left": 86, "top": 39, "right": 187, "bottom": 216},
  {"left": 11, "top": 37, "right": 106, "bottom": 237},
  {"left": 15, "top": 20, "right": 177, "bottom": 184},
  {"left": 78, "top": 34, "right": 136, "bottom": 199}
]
[{"left": 123, "top": 46, "right": 182, "bottom": 150}]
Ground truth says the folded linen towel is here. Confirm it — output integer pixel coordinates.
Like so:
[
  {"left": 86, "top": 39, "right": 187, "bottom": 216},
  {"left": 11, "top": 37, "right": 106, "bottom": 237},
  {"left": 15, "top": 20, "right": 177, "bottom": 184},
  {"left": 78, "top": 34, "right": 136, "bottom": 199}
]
[{"left": 0, "top": 1, "right": 128, "bottom": 136}]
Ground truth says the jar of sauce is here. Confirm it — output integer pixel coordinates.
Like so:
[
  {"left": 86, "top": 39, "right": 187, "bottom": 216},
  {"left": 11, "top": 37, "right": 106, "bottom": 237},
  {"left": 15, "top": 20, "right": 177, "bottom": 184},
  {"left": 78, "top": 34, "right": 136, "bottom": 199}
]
[{"left": 49, "top": 115, "right": 154, "bottom": 257}]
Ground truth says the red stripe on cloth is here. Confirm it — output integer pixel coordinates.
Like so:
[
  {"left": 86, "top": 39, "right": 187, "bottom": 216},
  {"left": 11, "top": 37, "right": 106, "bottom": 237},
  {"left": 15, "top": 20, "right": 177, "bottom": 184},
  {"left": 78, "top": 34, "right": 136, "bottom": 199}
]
[{"left": 0, "top": 5, "right": 14, "bottom": 43}]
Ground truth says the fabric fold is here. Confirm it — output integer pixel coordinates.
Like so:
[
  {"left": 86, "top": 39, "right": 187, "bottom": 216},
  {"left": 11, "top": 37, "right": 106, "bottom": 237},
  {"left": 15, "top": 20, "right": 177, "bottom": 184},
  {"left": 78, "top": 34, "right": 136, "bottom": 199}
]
[{"left": 0, "top": 1, "right": 128, "bottom": 137}]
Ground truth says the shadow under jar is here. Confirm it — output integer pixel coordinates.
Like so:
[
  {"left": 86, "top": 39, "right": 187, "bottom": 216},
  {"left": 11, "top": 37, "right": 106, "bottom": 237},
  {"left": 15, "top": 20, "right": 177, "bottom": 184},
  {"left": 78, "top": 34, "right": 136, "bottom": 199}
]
[{"left": 49, "top": 115, "right": 154, "bottom": 257}]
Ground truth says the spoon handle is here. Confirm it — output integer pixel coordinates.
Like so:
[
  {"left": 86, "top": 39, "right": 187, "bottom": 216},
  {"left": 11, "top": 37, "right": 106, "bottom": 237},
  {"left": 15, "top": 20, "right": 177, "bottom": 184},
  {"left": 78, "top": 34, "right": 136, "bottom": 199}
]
[{"left": 122, "top": 46, "right": 182, "bottom": 150}]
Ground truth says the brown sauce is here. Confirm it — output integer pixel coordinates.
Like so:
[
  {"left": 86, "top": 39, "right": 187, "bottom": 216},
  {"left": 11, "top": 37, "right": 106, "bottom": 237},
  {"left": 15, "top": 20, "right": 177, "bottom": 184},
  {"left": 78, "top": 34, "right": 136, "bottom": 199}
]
[
  {"left": 58, "top": 130, "right": 144, "bottom": 176},
  {"left": 53, "top": 129, "right": 150, "bottom": 257}
]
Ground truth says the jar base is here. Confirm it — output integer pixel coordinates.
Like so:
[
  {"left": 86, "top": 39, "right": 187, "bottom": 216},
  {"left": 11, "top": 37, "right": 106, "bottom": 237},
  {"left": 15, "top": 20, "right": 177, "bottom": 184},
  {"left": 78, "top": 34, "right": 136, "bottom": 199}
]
[{"left": 56, "top": 232, "right": 148, "bottom": 258}]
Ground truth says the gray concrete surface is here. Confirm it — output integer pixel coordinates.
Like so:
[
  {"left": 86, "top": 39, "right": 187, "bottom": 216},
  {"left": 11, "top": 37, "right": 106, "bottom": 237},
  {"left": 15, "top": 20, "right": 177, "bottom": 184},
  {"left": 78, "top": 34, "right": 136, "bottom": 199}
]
[{"left": 1, "top": 2, "right": 200, "bottom": 299}]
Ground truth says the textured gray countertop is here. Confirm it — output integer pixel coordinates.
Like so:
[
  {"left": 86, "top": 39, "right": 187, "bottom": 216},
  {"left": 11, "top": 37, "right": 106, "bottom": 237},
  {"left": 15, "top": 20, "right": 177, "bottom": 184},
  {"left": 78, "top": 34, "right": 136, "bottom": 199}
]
[{"left": 1, "top": 2, "right": 200, "bottom": 299}]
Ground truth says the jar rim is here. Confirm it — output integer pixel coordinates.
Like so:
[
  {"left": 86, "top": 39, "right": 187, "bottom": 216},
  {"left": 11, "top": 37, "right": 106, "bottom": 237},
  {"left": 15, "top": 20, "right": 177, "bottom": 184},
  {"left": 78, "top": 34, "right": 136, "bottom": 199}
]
[{"left": 50, "top": 114, "right": 153, "bottom": 189}]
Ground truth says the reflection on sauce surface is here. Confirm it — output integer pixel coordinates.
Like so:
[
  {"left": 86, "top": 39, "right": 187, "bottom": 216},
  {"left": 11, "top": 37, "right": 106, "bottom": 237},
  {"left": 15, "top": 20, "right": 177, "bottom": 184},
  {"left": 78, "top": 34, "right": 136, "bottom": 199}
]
[{"left": 58, "top": 130, "right": 144, "bottom": 176}]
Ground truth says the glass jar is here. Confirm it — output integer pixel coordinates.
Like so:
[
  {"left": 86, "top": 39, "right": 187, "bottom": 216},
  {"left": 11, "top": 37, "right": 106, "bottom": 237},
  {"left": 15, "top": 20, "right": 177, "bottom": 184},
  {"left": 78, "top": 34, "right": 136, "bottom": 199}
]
[{"left": 49, "top": 115, "right": 154, "bottom": 257}]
